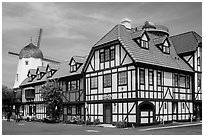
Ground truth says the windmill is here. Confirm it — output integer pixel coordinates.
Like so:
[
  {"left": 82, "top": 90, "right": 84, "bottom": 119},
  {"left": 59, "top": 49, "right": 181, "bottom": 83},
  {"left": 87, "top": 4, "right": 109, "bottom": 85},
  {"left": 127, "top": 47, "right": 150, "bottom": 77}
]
[
  {"left": 8, "top": 28, "right": 62, "bottom": 64},
  {"left": 8, "top": 28, "right": 62, "bottom": 89}
]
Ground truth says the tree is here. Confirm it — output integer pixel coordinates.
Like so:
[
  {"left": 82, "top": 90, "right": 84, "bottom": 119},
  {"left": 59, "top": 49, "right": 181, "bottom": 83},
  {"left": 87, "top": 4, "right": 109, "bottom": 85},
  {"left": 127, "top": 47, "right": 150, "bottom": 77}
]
[
  {"left": 40, "top": 80, "right": 63, "bottom": 121},
  {"left": 2, "top": 85, "right": 13, "bottom": 115}
]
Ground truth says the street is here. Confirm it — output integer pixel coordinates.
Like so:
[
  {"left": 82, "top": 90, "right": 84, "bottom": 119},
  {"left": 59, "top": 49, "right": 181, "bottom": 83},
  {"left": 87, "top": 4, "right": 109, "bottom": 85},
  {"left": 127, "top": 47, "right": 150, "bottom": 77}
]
[{"left": 2, "top": 120, "right": 202, "bottom": 135}]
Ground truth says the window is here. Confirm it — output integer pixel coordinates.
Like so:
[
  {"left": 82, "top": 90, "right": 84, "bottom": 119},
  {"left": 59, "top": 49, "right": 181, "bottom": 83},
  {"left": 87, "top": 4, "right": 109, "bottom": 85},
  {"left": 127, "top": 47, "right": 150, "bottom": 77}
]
[
  {"left": 25, "top": 89, "right": 35, "bottom": 99},
  {"left": 67, "top": 106, "right": 72, "bottom": 115},
  {"left": 104, "top": 74, "right": 112, "bottom": 87},
  {"left": 139, "top": 68, "right": 145, "bottom": 85},
  {"left": 163, "top": 45, "right": 170, "bottom": 54},
  {"left": 180, "top": 75, "right": 185, "bottom": 88},
  {"left": 100, "top": 52, "right": 105, "bottom": 62},
  {"left": 198, "top": 57, "right": 201, "bottom": 66},
  {"left": 174, "top": 74, "right": 178, "bottom": 87},
  {"left": 100, "top": 47, "right": 115, "bottom": 63},
  {"left": 91, "top": 77, "right": 98, "bottom": 89},
  {"left": 118, "top": 71, "right": 127, "bottom": 85},
  {"left": 105, "top": 48, "right": 110, "bottom": 61},
  {"left": 149, "top": 69, "right": 154, "bottom": 85},
  {"left": 71, "top": 80, "right": 78, "bottom": 90},
  {"left": 110, "top": 49, "right": 115, "bottom": 60},
  {"left": 186, "top": 76, "right": 190, "bottom": 88},
  {"left": 141, "top": 40, "right": 149, "bottom": 49},
  {"left": 70, "top": 65, "right": 77, "bottom": 72},
  {"left": 33, "top": 106, "right": 36, "bottom": 115},
  {"left": 157, "top": 71, "right": 162, "bottom": 86},
  {"left": 47, "top": 70, "right": 52, "bottom": 78},
  {"left": 76, "top": 105, "right": 81, "bottom": 115},
  {"left": 25, "top": 61, "right": 28, "bottom": 65}
]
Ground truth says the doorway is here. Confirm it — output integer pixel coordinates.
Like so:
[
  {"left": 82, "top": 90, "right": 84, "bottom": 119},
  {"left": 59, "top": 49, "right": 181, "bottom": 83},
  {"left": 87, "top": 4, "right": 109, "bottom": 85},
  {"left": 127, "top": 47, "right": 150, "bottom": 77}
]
[
  {"left": 139, "top": 102, "right": 155, "bottom": 125},
  {"left": 104, "top": 103, "right": 112, "bottom": 123}
]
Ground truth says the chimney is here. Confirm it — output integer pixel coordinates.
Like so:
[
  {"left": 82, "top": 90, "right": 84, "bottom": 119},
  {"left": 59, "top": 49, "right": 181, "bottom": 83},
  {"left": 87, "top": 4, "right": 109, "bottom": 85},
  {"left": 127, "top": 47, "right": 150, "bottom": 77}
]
[{"left": 121, "top": 18, "right": 131, "bottom": 29}]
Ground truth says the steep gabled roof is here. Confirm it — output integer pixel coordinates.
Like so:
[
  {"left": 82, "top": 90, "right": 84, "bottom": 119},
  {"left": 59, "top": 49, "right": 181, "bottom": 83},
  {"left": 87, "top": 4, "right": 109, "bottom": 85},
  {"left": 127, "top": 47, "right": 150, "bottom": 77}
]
[
  {"left": 91, "top": 24, "right": 193, "bottom": 72},
  {"left": 28, "top": 69, "right": 36, "bottom": 76},
  {"left": 36, "top": 66, "right": 46, "bottom": 73},
  {"left": 170, "top": 31, "right": 202, "bottom": 55},
  {"left": 20, "top": 56, "right": 87, "bottom": 87}
]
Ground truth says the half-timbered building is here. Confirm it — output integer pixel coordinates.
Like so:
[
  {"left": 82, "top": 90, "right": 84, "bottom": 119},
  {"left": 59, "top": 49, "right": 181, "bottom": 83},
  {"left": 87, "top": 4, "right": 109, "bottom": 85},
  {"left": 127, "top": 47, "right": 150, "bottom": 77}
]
[
  {"left": 83, "top": 20, "right": 195, "bottom": 125},
  {"left": 20, "top": 56, "right": 86, "bottom": 121},
  {"left": 170, "top": 32, "right": 202, "bottom": 119}
]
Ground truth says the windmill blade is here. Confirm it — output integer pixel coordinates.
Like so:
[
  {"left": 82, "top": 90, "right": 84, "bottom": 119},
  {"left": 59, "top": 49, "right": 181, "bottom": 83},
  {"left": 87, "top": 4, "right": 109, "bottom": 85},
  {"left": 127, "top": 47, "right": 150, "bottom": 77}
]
[
  {"left": 37, "top": 28, "right": 43, "bottom": 48},
  {"left": 8, "top": 50, "right": 62, "bottom": 63},
  {"left": 8, "top": 51, "right": 19, "bottom": 56}
]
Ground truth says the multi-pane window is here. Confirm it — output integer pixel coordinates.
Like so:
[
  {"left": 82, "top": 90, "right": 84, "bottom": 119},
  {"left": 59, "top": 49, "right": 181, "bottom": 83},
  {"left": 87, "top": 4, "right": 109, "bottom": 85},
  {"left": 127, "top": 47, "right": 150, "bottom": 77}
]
[
  {"left": 70, "top": 65, "right": 77, "bottom": 72},
  {"left": 163, "top": 45, "right": 170, "bottom": 54},
  {"left": 186, "top": 76, "right": 190, "bottom": 88},
  {"left": 180, "top": 75, "right": 185, "bottom": 88},
  {"left": 104, "top": 74, "right": 112, "bottom": 87},
  {"left": 174, "top": 74, "right": 178, "bottom": 87},
  {"left": 149, "top": 69, "right": 154, "bottom": 85},
  {"left": 141, "top": 40, "right": 149, "bottom": 49},
  {"left": 100, "top": 52, "right": 105, "bottom": 62},
  {"left": 157, "top": 71, "right": 162, "bottom": 86},
  {"left": 105, "top": 49, "right": 110, "bottom": 61},
  {"left": 100, "top": 47, "right": 115, "bottom": 62},
  {"left": 118, "top": 71, "right": 127, "bottom": 85},
  {"left": 91, "top": 77, "right": 98, "bottom": 89},
  {"left": 110, "top": 49, "right": 115, "bottom": 60},
  {"left": 139, "top": 68, "right": 145, "bottom": 85}
]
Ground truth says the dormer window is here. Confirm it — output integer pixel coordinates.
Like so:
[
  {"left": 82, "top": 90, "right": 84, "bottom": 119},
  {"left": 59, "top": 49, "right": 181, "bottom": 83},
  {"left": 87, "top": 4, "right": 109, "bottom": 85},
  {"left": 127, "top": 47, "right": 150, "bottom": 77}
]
[
  {"left": 47, "top": 71, "right": 52, "bottom": 78},
  {"left": 141, "top": 40, "right": 149, "bottom": 49},
  {"left": 154, "top": 37, "right": 170, "bottom": 54},
  {"left": 133, "top": 31, "right": 149, "bottom": 49},
  {"left": 162, "top": 40, "right": 170, "bottom": 54},
  {"left": 70, "top": 64, "right": 77, "bottom": 72}
]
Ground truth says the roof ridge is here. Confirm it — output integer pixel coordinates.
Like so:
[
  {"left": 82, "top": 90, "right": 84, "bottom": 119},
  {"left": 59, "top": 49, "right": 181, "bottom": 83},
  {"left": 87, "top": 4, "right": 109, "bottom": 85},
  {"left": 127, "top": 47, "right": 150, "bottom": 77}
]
[
  {"left": 191, "top": 31, "right": 202, "bottom": 43},
  {"left": 94, "top": 24, "right": 119, "bottom": 47},
  {"left": 170, "top": 31, "right": 196, "bottom": 38}
]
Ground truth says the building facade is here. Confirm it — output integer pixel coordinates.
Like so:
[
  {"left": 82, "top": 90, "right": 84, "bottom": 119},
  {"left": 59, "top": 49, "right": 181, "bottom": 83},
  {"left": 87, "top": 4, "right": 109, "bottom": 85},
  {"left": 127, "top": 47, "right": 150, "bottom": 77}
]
[{"left": 17, "top": 19, "right": 201, "bottom": 125}]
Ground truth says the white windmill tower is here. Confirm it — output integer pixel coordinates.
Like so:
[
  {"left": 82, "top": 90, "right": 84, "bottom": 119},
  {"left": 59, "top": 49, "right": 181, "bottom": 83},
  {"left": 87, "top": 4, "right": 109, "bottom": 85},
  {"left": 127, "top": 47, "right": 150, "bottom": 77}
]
[{"left": 13, "top": 29, "right": 44, "bottom": 89}]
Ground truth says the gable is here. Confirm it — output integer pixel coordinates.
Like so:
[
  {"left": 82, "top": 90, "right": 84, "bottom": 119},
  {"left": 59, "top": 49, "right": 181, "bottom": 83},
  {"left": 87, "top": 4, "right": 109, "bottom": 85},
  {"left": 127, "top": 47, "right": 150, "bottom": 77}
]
[{"left": 85, "top": 43, "right": 134, "bottom": 73}]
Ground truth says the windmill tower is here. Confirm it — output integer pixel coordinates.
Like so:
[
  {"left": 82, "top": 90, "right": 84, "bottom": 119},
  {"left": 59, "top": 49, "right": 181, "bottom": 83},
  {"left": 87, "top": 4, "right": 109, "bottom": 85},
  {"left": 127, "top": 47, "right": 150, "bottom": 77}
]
[{"left": 12, "top": 29, "right": 44, "bottom": 89}]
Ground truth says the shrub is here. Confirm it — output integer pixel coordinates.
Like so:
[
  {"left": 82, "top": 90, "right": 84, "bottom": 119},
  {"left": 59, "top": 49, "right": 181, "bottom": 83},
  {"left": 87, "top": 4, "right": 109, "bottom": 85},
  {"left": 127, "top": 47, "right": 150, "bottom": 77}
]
[
  {"left": 77, "top": 119, "right": 85, "bottom": 125},
  {"left": 93, "top": 118, "right": 101, "bottom": 125},
  {"left": 115, "top": 121, "right": 127, "bottom": 128},
  {"left": 85, "top": 118, "right": 92, "bottom": 125}
]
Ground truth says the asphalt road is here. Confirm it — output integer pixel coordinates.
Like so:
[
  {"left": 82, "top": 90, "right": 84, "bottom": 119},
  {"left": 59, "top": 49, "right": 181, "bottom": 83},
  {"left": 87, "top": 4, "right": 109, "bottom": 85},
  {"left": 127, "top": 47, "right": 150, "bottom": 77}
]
[{"left": 2, "top": 120, "right": 202, "bottom": 135}]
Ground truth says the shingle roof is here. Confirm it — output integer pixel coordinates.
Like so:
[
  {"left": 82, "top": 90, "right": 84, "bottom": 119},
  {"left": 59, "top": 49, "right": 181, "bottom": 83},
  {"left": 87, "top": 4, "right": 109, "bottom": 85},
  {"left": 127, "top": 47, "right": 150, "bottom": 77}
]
[
  {"left": 170, "top": 31, "right": 202, "bottom": 54},
  {"left": 47, "top": 64, "right": 58, "bottom": 70},
  {"left": 28, "top": 69, "right": 36, "bottom": 76},
  {"left": 20, "top": 57, "right": 87, "bottom": 87},
  {"left": 37, "top": 66, "right": 46, "bottom": 73},
  {"left": 93, "top": 24, "right": 193, "bottom": 72},
  {"left": 70, "top": 56, "right": 87, "bottom": 64}
]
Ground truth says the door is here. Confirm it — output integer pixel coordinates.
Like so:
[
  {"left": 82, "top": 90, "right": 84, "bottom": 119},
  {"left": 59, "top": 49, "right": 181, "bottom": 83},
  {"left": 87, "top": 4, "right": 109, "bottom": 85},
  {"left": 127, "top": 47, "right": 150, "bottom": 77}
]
[
  {"left": 172, "top": 102, "right": 178, "bottom": 121},
  {"left": 139, "top": 102, "right": 155, "bottom": 125},
  {"left": 104, "top": 103, "right": 112, "bottom": 123}
]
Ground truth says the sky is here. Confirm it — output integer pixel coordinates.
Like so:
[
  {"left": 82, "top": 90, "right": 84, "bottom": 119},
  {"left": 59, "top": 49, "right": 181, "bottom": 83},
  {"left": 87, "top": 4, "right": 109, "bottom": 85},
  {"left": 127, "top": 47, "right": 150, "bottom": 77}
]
[{"left": 2, "top": 2, "right": 202, "bottom": 88}]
